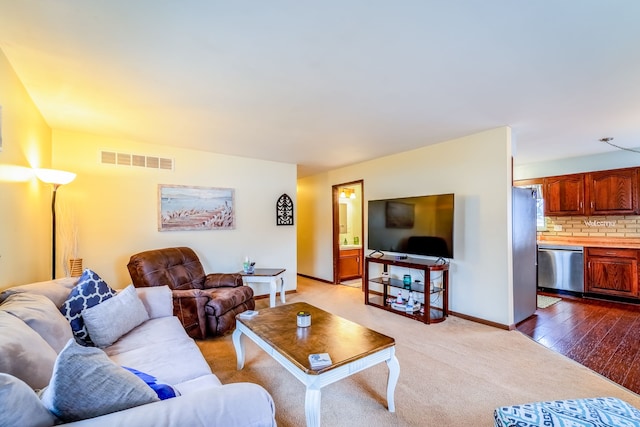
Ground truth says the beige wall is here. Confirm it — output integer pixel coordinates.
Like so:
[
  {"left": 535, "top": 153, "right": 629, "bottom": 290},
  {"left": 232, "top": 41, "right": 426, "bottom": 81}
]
[
  {"left": 0, "top": 49, "right": 52, "bottom": 288},
  {"left": 50, "top": 129, "right": 297, "bottom": 293},
  {"left": 1, "top": 42, "right": 298, "bottom": 293},
  {"left": 298, "top": 127, "right": 517, "bottom": 325}
]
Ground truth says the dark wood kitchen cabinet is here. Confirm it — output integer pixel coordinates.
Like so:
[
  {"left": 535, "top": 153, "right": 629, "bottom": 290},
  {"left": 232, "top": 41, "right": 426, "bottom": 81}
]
[
  {"left": 585, "top": 247, "right": 639, "bottom": 299},
  {"left": 585, "top": 167, "right": 639, "bottom": 216},
  {"left": 542, "top": 167, "right": 640, "bottom": 217},
  {"left": 543, "top": 173, "right": 585, "bottom": 216}
]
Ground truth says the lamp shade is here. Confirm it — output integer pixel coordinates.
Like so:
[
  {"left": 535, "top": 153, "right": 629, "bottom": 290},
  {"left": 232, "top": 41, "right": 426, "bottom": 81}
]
[{"left": 35, "top": 168, "right": 76, "bottom": 185}]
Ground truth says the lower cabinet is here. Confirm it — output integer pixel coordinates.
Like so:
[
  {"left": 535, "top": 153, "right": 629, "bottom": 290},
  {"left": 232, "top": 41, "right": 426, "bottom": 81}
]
[
  {"left": 585, "top": 247, "right": 639, "bottom": 299},
  {"left": 339, "top": 249, "right": 361, "bottom": 280}
]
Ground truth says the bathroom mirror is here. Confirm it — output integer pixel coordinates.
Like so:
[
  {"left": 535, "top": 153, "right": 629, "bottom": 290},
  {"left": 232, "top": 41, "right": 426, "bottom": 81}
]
[{"left": 339, "top": 203, "right": 348, "bottom": 233}]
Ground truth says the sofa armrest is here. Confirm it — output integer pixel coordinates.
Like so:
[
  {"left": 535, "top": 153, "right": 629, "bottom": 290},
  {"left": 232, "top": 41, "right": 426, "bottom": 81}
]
[
  {"left": 171, "top": 290, "right": 208, "bottom": 339},
  {"left": 63, "top": 383, "right": 276, "bottom": 427},
  {"left": 135, "top": 286, "right": 173, "bottom": 319},
  {"left": 203, "top": 273, "right": 243, "bottom": 289}
]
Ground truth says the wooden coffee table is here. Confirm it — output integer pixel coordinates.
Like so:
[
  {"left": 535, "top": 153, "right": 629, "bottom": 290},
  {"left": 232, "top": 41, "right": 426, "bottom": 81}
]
[{"left": 232, "top": 302, "right": 399, "bottom": 427}]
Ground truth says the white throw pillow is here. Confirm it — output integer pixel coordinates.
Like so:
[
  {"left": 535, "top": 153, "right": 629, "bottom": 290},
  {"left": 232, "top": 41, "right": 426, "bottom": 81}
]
[
  {"left": 39, "top": 339, "right": 159, "bottom": 422},
  {"left": 0, "top": 311, "right": 57, "bottom": 390},
  {"left": 0, "top": 292, "right": 74, "bottom": 353},
  {"left": 82, "top": 284, "right": 150, "bottom": 348},
  {"left": 0, "top": 373, "right": 57, "bottom": 427}
]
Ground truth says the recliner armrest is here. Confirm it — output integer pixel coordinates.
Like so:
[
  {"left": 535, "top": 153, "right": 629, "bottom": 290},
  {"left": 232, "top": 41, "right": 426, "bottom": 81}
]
[
  {"left": 203, "top": 273, "right": 243, "bottom": 289},
  {"left": 171, "top": 290, "right": 208, "bottom": 339}
]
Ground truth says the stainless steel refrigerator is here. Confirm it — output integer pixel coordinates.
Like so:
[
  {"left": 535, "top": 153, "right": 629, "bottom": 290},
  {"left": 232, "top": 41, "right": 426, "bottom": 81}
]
[{"left": 512, "top": 187, "right": 538, "bottom": 324}]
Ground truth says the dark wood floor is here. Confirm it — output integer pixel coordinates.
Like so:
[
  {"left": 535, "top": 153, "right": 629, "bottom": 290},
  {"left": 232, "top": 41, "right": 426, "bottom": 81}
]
[{"left": 517, "top": 292, "right": 640, "bottom": 395}]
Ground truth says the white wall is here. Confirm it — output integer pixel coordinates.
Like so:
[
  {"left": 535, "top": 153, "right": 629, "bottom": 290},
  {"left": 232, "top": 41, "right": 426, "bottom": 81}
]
[
  {"left": 51, "top": 129, "right": 297, "bottom": 294},
  {"left": 298, "top": 127, "right": 516, "bottom": 325}
]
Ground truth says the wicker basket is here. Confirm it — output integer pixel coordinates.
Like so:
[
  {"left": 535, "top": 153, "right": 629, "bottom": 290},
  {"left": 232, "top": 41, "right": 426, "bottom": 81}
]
[{"left": 69, "top": 258, "right": 83, "bottom": 277}]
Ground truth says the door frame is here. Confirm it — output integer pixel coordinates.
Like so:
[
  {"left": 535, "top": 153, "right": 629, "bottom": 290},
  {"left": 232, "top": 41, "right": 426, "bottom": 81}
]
[{"left": 332, "top": 180, "right": 364, "bottom": 284}]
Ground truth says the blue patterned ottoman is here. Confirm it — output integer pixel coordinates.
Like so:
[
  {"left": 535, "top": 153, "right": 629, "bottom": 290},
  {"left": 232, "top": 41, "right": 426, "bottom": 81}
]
[{"left": 494, "top": 397, "right": 640, "bottom": 427}]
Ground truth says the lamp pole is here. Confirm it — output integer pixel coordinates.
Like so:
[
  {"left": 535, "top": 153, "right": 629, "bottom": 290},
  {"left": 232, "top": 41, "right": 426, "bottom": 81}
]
[
  {"left": 51, "top": 184, "right": 60, "bottom": 280},
  {"left": 35, "top": 168, "right": 76, "bottom": 280}
]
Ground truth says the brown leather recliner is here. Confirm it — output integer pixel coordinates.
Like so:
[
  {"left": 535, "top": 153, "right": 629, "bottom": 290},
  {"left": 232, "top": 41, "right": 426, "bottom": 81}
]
[{"left": 127, "top": 247, "right": 255, "bottom": 339}]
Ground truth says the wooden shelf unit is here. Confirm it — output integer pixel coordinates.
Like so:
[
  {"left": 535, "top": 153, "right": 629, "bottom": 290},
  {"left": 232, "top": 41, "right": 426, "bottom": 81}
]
[{"left": 364, "top": 255, "right": 450, "bottom": 324}]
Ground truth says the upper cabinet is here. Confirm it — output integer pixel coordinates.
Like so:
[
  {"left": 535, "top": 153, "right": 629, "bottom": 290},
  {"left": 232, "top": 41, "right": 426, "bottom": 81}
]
[
  {"left": 543, "top": 173, "right": 585, "bottom": 216},
  {"left": 586, "top": 167, "right": 638, "bottom": 216},
  {"left": 542, "top": 167, "right": 640, "bottom": 217}
]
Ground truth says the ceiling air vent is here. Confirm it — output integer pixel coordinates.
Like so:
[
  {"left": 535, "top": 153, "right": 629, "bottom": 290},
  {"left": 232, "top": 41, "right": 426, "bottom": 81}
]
[{"left": 100, "top": 150, "right": 174, "bottom": 171}]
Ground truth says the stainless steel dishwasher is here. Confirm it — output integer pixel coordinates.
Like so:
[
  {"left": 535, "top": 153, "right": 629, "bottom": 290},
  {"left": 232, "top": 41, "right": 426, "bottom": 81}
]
[{"left": 537, "top": 244, "right": 584, "bottom": 292}]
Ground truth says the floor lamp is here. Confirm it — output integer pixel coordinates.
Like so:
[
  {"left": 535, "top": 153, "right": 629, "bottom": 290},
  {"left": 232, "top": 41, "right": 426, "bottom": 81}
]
[{"left": 36, "top": 168, "right": 76, "bottom": 279}]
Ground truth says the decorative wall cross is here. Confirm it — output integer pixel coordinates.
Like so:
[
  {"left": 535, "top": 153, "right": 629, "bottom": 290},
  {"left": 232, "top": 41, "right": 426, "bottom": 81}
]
[{"left": 276, "top": 193, "right": 294, "bottom": 226}]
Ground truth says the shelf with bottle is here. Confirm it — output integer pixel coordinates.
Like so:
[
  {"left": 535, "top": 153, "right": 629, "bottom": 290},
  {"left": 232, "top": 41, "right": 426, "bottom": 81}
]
[{"left": 364, "top": 255, "right": 449, "bottom": 324}]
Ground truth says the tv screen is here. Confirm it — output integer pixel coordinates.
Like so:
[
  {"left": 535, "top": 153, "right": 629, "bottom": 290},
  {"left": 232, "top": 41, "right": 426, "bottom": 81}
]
[{"left": 368, "top": 193, "right": 454, "bottom": 259}]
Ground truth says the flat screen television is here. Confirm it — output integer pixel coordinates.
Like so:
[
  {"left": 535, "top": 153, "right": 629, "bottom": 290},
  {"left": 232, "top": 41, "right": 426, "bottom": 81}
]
[{"left": 367, "top": 193, "right": 454, "bottom": 259}]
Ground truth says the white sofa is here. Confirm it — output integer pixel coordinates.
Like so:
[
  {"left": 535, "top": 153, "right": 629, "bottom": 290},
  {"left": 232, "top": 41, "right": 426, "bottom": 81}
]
[{"left": 0, "top": 277, "right": 276, "bottom": 427}]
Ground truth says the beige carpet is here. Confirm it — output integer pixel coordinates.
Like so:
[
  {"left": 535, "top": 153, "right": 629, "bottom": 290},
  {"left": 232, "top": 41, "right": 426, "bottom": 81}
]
[
  {"left": 197, "top": 277, "right": 640, "bottom": 427},
  {"left": 340, "top": 278, "right": 362, "bottom": 288}
]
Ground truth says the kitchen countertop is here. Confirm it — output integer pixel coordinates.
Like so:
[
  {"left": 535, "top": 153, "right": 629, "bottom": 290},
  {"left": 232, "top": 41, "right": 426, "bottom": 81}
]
[{"left": 538, "top": 236, "right": 640, "bottom": 249}]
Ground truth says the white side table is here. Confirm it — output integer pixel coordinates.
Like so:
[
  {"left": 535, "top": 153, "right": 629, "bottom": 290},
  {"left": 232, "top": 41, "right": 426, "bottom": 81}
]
[{"left": 239, "top": 268, "right": 286, "bottom": 307}]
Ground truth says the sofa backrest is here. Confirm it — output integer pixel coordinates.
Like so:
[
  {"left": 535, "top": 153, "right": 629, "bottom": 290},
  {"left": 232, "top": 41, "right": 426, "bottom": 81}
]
[{"left": 127, "top": 247, "right": 206, "bottom": 291}]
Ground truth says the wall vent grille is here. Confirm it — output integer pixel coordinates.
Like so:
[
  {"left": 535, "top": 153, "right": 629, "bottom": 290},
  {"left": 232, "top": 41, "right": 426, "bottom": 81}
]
[{"left": 100, "top": 151, "right": 174, "bottom": 171}]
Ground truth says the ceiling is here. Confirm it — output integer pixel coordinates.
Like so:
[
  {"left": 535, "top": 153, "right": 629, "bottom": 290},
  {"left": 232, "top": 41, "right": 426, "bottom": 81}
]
[{"left": 1, "top": 1, "right": 639, "bottom": 177}]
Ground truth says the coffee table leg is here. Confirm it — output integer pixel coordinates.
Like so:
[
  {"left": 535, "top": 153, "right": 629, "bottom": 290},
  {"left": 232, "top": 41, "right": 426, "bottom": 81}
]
[
  {"left": 269, "top": 278, "right": 277, "bottom": 307},
  {"left": 305, "top": 385, "right": 321, "bottom": 427},
  {"left": 386, "top": 349, "right": 400, "bottom": 412},
  {"left": 232, "top": 327, "right": 245, "bottom": 370}
]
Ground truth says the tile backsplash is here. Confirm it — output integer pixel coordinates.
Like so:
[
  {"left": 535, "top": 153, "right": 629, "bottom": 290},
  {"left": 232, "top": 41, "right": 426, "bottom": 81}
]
[{"left": 539, "top": 216, "right": 640, "bottom": 239}]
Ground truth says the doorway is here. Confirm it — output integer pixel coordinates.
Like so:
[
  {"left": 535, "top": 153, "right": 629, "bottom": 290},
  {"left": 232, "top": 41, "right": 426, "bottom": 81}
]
[{"left": 332, "top": 180, "right": 364, "bottom": 285}]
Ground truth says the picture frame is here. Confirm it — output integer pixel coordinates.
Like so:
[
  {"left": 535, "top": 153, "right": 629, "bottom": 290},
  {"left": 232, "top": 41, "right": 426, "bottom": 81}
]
[{"left": 158, "top": 184, "right": 235, "bottom": 231}]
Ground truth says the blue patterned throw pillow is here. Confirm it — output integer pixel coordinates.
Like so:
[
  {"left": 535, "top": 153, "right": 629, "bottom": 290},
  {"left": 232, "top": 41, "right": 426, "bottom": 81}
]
[{"left": 60, "top": 269, "right": 117, "bottom": 345}]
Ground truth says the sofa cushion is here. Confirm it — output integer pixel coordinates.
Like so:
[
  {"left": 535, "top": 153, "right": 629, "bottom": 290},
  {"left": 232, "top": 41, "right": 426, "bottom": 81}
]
[
  {"left": 0, "top": 277, "right": 77, "bottom": 307},
  {"left": 0, "top": 311, "right": 57, "bottom": 390},
  {"left": 60, "top": 269, "right": 117, "bottom": 345},
  {"left": 0, "top": 373, "right": 57, "bottom": 427},
  {"left": 104, "top": 316, "right": 197, "bottom": 356},
  {"left": 83, "top": 285, "right": 150, "bottom": 348},
  {"left": 40, "top": 339, "right": 159, "bottom": 423},
  {"left": 0, "top": 292, "right": 73, "bottom": 353},
  {"left": 172, "top": 373, "right": 222, "bottom": 396},
  {"left": 107, "top": 323, "right": 213, "bottom": 386}
]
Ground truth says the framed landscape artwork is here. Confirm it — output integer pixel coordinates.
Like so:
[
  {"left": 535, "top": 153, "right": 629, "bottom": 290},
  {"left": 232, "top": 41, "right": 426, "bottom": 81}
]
[{"left": 158, "top": 184, "right": 235, "bottom": 231}]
